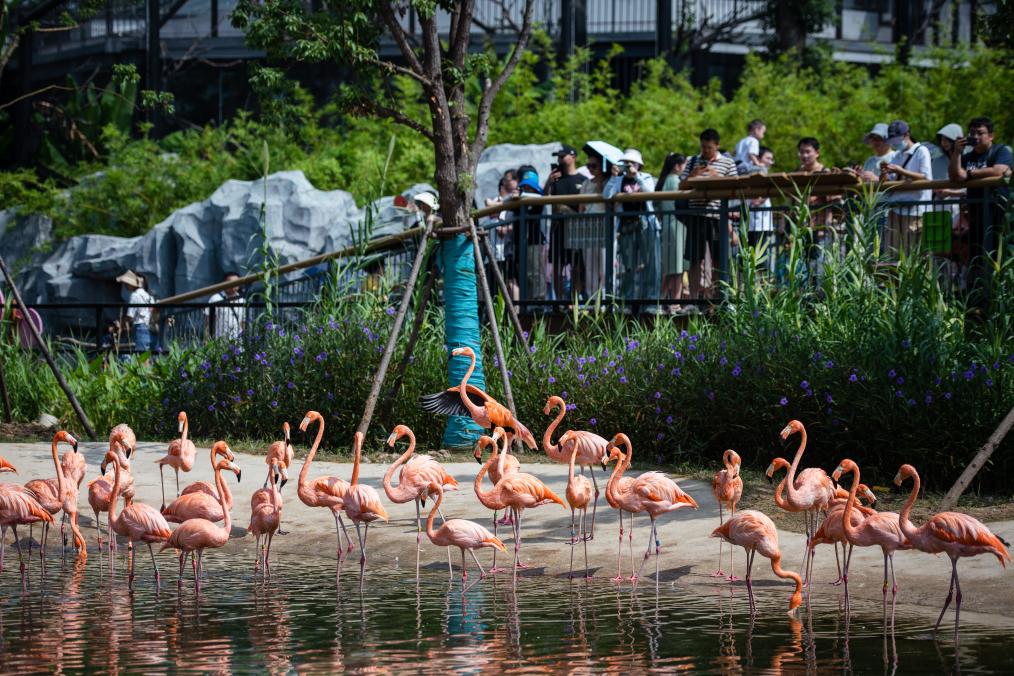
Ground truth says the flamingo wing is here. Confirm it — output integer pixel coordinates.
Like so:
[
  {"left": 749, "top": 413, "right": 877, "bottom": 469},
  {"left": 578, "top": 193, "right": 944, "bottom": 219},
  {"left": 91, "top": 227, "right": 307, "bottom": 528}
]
[
  {"left": 121, "top": 503, "right": 172, "bottom": 541},
  {"left": 420, "top": 386, "right": 489, "bottom": 417},
  {"left": 928, "top": 512, "right": 1011, "bottom": 563},
  {"left": 0, "top": 489, "right": 54, "bottom": 524}
]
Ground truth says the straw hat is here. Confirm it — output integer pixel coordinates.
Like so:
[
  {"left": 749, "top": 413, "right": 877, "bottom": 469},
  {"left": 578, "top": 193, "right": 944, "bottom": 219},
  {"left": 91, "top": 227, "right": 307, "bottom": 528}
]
[{"left": 115, "top": 270, "right": 144, "bottom": 288}]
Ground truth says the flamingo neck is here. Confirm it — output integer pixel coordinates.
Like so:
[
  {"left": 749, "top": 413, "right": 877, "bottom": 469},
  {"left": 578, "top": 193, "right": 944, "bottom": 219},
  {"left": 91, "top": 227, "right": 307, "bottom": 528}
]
[
  {"left": 785, "top": 428, "right": 807, "bottom": 503},
  {"left": 567, "top": 443, "right": 579, "bottom": 481},
  {"left": 109, "top": 454, "right": 122, "bottom": 526},
  {"left": 383, "top": 432, "right": 418, "bottom": 501},
  {"left": 350, "top": 435, "right": 362, "bottom": 486},
  {"left": 457, "top": 350, "right": 483, "bottom": 418},
  {"left": 606, "top": 440, "right": 630, "bottom": 505},
  {"left": 473, "top": 448, "right": 501, "bottom": 509},
  {"left": 770, "top": 553, "right": 803, "bottom": 609},
  {"left": 51, "top": 436, "right": 65, "bottom": 501},
  {"left": 270, "top": 462, "right": 280, "bottom": 509},
  {"left": 181, "top": 416, "right": 189, "bottom": 446},
  {"left": 773, "top": 471, "right": 789, "bottom": 509},
  {"left": 495, "top": 434, "right": 507, "bottom": 479},
  {"left": 214, "top": 457, "right": 231, "bottom": 535},
  {"left": 299, "top": 419, "right": 324, "bottom": 489},
  {"left": 841, "top": 465, "right": 862, "bottom": 541},
  {"left": 898, "top": 470, "right": 921, "bottom": 541},
  {"left": 426, "top": 486, "right": 443, "bottom": 541},
  {"left": 543, "top": 402, "right": 566, "bottom": 460}
]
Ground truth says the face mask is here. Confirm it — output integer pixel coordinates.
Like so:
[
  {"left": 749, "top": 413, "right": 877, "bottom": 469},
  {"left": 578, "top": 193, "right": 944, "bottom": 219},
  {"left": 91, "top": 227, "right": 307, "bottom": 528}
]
[{"left": 891, "top": 141, "right": 905, "bottom": 152}]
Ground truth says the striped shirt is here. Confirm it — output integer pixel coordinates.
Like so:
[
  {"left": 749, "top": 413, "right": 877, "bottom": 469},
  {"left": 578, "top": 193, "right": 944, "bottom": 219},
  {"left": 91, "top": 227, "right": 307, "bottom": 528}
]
[{"left": 680, "top": 153, "right": 738, "bottom": 213}]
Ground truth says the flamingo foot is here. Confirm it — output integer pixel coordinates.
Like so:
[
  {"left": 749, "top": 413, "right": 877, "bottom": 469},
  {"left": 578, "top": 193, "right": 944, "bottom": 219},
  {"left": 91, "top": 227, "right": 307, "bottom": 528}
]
[
  {"left": 830, "top": 577, "right": 844, "bottom": 586},
  {"left": 628, "top": 574, "right": 639, "bottom": 582},
  {"left": 727, "top": 575, "right": 740, "bottom": 582},
  {"left": 611, "top": 575, "right": 625, "bottom": 582},
  {"left": 489, "top": 566, "right": 507, "bottom": 574},
  {"left": 585, "top": 574, "right": 594, "bottom": 580},
  {"left": 516, "top": 561, "right": 532, "bottom": 569},
  {"left": 496, "top": 516, "right": 514, "bottom": 526},
  {"left": 710, "top": 570, "right": 726, "bottom": 578}
]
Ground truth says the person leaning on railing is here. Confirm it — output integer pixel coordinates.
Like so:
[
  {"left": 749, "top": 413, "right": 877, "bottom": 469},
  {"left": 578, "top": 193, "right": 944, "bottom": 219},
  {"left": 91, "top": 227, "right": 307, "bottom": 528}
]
[
  {"left": 948, "top": 116, "right": 1012, "bottom": 299},
  {"left": 116, "top": 270, "right": 156, "bottom": 354},
  {"left": 879, "top": 120, "right": 933, "bottom": 256},
  {"left": 205, "top": 272, "right": 245, "bottom": 339},
  {"left": 605, "top": 148, "right": 661, "bottom": 309}
]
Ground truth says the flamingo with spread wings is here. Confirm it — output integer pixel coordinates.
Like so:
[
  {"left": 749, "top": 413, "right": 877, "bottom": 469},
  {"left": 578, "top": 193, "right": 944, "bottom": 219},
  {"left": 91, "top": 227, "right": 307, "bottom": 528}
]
[{"left": 420, "top": 346, "right": 536, "bottom": 449}]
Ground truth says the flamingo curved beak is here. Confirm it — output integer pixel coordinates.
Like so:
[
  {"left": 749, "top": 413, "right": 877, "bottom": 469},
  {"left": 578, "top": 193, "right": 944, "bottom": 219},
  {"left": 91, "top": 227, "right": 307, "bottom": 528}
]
[
  {"left": 474, "top": 454, "right": 483, "bottom": 464},
  {"left": 299, "top": 417, "right": 310, "bottom": 432},
  {"left": 601, "top": 460, "right": 608, "bottom": 471},
  {"left": 386, "top": 433, "right": 397, "bottom": 447},
  {"left": 70, "top": 438, "right": 79, "bottom": 452},
  {"left": 178, "top": 420, "right": 185, "bottom": 433},
  {"left": 766, "top": 474, "right": 773, "bottom": 484}
]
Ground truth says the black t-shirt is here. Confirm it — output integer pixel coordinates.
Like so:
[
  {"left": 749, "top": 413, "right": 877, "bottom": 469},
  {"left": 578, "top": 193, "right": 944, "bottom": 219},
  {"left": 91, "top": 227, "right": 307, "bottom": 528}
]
[
  {"left": 962, "top": 144, "right": 1012, "bottom": 199},
  {"left": 549, "top": 172, "right": 586, "bottom": 197}
]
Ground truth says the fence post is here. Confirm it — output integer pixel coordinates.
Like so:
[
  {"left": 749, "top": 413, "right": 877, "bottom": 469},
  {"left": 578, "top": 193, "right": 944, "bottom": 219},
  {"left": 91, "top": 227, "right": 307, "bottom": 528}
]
[
  {"left": 605, "top": 201, "right": 616, "bottom": 299},
  {"left": 718, "top": 199, "right": 731, "bottom": 297},
  {"left": 518, "top": 206, "right": 528, "bottom": 304},
  {"left": 95, "top": 306, "right": 102, "bottom": 352}
]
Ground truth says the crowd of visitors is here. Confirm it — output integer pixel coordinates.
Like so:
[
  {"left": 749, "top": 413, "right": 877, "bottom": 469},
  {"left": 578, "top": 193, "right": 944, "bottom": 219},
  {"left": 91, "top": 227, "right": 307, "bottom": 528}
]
[{"left": 478, "top": 115, "right": 1011, "bottom": 311}]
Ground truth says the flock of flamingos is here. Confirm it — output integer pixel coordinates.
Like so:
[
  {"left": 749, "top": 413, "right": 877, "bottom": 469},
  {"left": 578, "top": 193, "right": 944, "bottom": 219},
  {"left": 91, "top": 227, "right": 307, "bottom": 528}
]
[{"left": 0, "top": 346, "right": 1009, "bottom": 636}]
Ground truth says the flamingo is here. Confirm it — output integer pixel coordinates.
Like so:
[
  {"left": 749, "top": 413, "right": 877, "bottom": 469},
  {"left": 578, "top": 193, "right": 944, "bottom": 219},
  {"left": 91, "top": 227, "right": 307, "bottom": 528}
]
[
  {"left": 161, "top": 443, "right": 240, "bottom": 523},
  {"left": 424, "top": 482, "right": 506, "bottom": 583},
  {"left": 809, "top": 483, "right": 878, "bottom": 585},
  {"left": 105, "top": 445, "right": 172, "bottom": 589},
  {"left": 383, "top": 424, "right": 457, "bottom": 576},
  {"left": 297, "top": 410, "right": 354, "bottom": 559},
  {"left": 712, "top": 449, "right": 744, "bottom": 580},
  {"left": 0, "top": 456, "right": 53, "bottom": 588},
  {"left": 830, "top": 459, "right": 911, "bottom": 614},
  {"left": 472, "top": 429, "right": 513, "bottom": 573},
  {"left": 711, "top": 510, "right": 804, "bottom": 612},
  {"left": 155, "top": 411, "right": 197, "bottom": 510},
  {"left": 629, "top": 453, "right": 698, "bottom": 586},
  {"left": 265, "top": 422, "right": 294, "bottom": 487},
  {"left": 474, "top": 428, "right": 566, "bottom": 575},
  {"left": 420, "top": 346, "right": 536, "bottom": 449},
  {"left": 544, "top": 395, "right": 609, "bottom": 538},
  {"left": 340, "top": 431, "right": 388, "bottom": 569},
  {"left": 565, "top": 440, "right": 593, "bottom": 579},
  {"left": 893, "top": 463, "right": 1011, "bottom": 634},
  {"left": 24, "top": 430, "right": 83, "bottom": 562},
  {"left": 604, "top": 433, "right": 640, "bottom": 581},
  {"left": 89, "top": 426, "right": 137, "bottom": 550},
  {"left": 248, "top": 459, "right": 283, "bottom": 576},
  {"left": 162, "top": 441, "right": 241, "bottom": 591},
  {"left": 777, "top": 420, "right": 835, "bottom": 586}
]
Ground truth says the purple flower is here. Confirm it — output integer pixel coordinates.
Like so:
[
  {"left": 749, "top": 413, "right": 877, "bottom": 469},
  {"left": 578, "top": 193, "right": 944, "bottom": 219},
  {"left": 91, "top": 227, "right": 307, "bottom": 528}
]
[
  {"left": 566, "top": 403, "right": 577, "bottom": 411},
  {"left": 626, "top": 340, "right": 639, "bottom": 351},
  {"left": 673, "top": 352, "right": 682, "bottom": 360},
  {"left": 805, "top": 389, "right": 813, "bottom": 397},
  {"left": 654, "top": 391, "right": 661, "bottom": 399},
  {"left": 665, "top": 415, "right": 673, "bottom": 424},
  {"left": 654, "top": 406, "right": 661, "bottom": 414},
  {"left": 888, "top": 369, "right": 896, "bottom": 378},
  {"left": 964, "top": 370, "right": 974, "bottom": 381},
  {"left": 293, "top": 346, "right": 303, "bottom": 357},
  {"left": 246, "top": 389, "right": 254, "bottom": 396},
  {"left": 619, "top": 376, "right": 628, "bottom": 384},
  {"left": 578, "top": 373, "right": 586, "bottom": 382},
  {"left": 522, "top": 331, "right": 529, "bottom": 339},
  {"left": 548, "top": 376, "right": 556, "bottom": 384},
  {"left": 589, "top": 418, "right": 597, "bottom": 426},
  {"left": 944, "top": 392, "right": 952, "bottom": 399},
  {"left": 530, "top": 345, "right": 537, "bottom": 354},
  {"left": 208, "top": 404, "right": 215, "bottom": 412},
  {"left": 800, "top": 380, "right": 809, "bottom": 390},
  {"left": 849, "top": 373, "right": 858, "bottom": 383},
  {"left": 896, "top": 376, "right": 904, "bottom": 385},
  {"left": 986, "top": 379, "right": 994, "bottom": 387},
  {"left": 589, "top": 356, "right": 596, "bottom": 364},
  {"left": 925, "top": 393, "right": 934, "bottom": 404},
  {"left": 287, "top": 381, "right": 295, "bottom": 389},
  {"left": 780, "top": 397, "right": 789, "bottom": 406},
  {"left": 266, "top": 321, "right": 274, "bottom": 331},
  {"left": 270, "top": 400, "right": 278, "bottom": 408},
  {"left": 385, "top": 307, "right": 396, "bottom": 316},
  {"left": 825, "top": 393, "right": 833, "bottom": 403},
  {"left": 562, "top": 391, "right": 568, "bottom": 398},
  {"left": 719, "top": 356, "right": 728, "bottom": 366},
  {"left": 328, "top": 318, "right": 338, "bottom": 330},
  {"left": 672, "top": 367, "right": 682, "bottom": 377},
  {"left": 617, "top": 367, "right": 625, "bottom": 375},
  {"left": 825, "top": 360, "right": 834, "bottom": 368},
  {"left": 731, "top": 366, "right": 741, "bottom": 377},
  {"left": 901, "top": 339, "right": 911, "bottom": 349},
  {"left": 907, "top": 398, "right": 916, "bottom": 406},
  {"left": 707, "top": 391, "right": 715, "bottom": 401},
  {"left": 316, "top": 352, "right": 327, "bottom": 362}
]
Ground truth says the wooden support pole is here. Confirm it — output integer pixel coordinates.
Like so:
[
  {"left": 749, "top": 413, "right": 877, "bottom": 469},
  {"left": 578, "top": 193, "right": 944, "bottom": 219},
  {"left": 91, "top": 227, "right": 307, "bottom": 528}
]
[
  {"left": 0, "top": 353, "right": 13, "bottom": 423},
  {"left": 0, "top": 256, "right": 97, "bottom": 440},
  {"left": 469, "top": 221, "right": 519, "bottom": 442},
  {"left": 938, "top": 405, "right": 1014, "bottom": 511},
  {"left": 383, "top": 256, "right": 436, "bottom": 409},
  {"left": 355, "top": 223, "right": 434, "bottom": 438},
  {"left": 478, "top": 228, "right": 532, "bottom": 362}
]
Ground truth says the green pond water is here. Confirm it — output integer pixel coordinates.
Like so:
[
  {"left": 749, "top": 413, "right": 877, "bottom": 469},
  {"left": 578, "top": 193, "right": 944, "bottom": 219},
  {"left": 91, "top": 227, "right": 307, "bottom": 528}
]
[{"left": 0, "top": 551, "right": 1009, "bottom": 673}]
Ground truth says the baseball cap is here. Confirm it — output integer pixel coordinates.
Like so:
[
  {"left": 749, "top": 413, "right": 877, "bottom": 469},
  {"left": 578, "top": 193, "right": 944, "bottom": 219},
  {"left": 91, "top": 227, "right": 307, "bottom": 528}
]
[
  {"left": 886, "top": 120, "right": 910, "bottom": 145},
  {"left": 413, "top": 192, "right": 438, "bottom": 211},
  {"left": 863, "top": 123, "right": 889, "bottom": 143},
  {"left": 554, "top": 144, "right": 577, "bottom": 158},
  {"left": 936, "top": 123, "right": 963, "bottom": 141},
  {"left": 518, "top": 169, "right": 543, "bottom": 194}
]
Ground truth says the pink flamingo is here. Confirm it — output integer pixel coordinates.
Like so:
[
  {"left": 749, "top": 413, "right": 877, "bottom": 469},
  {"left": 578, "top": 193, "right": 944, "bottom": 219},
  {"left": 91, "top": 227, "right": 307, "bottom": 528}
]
[
  {"left": 544, "top": 396, "right": 609, "bottom": 537},
  {"left": 162, "top": 441, "right": 241, "bottom": 591},
  {"left": 472, "top": 429, "right": 513, "bottom": 573},
  {"left": 105, "top": 445, "right": 172, "bottom": 589},
  {"left": 420, "top": 346, "right": 537, "bottom": 449},
  {"left": 629, "top": 457, "right": 698, "bottom": 586},
  {"left": 425, "top": 482, "right": 506, "bottom": 583},
  {"left": 778, "top": 420, "right": 835, "bottom": 585},
  {"left": 340, "top": 431, "right": 389, "bottom": 569},
  {"left": 297, "top": 410, "right": 354, "bottom": 558},
  {"left": 711, "top": 510, "right": 804, "bottom": 612},
  {"left": 161, "top": 444, "right": 240, "bottom": 523},
  {"left": 384, "top": 424, "right": 457, "bottom": 575},
  {"left": 565, "top": 440, "right": 593, "bottom": 579},
  {"left": 894, "top": 463, "right": 1011, "bottom": 634},
  {"left": 265, "top": 422, "right": 294, "bottom": 487},
  {"left": 809, "top": 483, "right": 878, "bottom": 585},
  {"left": 603, "top": 433, "right": 640, "bottom": 581},
  {"left": 0, "top": 456, "right": 54, "bottom": 588},
  {"left": 248, "top": 459, "right": 283, "bottom": 576},
  {"left": 89, "top": 428, "right": 137, "bottom": 550},
  {"left": 24, "top": 430, "right": 84, "bottom": 562},
  {"left": 474, "top": 429, "right": 566, "bottom": 575},
  {"left": 832, "top": 459, "right": 911, "bottom": 612},
  {"left": 712, "top": 449, "right": 744, "bottom": 580},
  {"left": 155, "top": 411, "right": 197, "bottom": 510}
]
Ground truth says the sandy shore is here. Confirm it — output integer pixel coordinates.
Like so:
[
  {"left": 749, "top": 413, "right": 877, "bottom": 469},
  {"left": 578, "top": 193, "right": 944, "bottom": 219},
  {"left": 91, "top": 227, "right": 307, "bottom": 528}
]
[{"left": 2, "top": 440, "right": 1012, "bottom": 624}]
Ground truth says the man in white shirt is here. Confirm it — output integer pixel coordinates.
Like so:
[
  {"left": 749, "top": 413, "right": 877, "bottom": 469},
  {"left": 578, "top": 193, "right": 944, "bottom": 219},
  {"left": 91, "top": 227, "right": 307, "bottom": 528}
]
[
  {"left": 116, "top": 270, "right": 155, "bottom": 353},
  {"left": 206, "top": 272, "right": 245, "bottom": 339},
  {"left": 734, "top": 119, "right": 766, "bottom": 174},
  {"left": 881, "top": 120, "right": 933, "bottom": 255}
]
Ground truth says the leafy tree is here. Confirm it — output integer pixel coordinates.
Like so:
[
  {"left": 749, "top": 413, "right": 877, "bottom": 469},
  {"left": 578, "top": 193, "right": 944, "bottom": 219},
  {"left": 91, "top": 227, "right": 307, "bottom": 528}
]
[
  {"left": 980, "top": 0, "right": 1014, "bottom": 54},
  {"left": 762, "top": 0, "right": 835, "bottom": 60}
]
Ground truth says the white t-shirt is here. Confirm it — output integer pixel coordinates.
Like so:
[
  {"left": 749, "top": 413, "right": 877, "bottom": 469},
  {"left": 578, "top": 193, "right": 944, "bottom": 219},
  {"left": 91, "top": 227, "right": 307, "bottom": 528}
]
[
  {"left": 127, "top": 288, "right": 154, "bottom": 326},
  {"left": 735, "top": 136, "right": 760, "bottom": 169},
  {"left": 884, "top": 142, "right": 933, "bottom": 216},
  {"left": 206, "top": 291, "right": 244, "bottom": 338}
]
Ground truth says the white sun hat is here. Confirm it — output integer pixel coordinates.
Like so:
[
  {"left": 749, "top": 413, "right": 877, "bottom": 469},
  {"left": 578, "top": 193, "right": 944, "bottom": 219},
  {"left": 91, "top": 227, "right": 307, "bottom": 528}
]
[{"left": 620, "top": 148, "right": 645, "bottom": 167}]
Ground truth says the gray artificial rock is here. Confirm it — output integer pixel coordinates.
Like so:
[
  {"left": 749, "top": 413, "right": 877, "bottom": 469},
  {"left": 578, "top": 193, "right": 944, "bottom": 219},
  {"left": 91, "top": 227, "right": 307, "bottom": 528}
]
[
  {"left": 474, "top": 142, "right": 562, "bottom": 207},
  {"left": 0, "top": 210, "right": 54, "bottom": 271},
  {"left": 2, "top": 170, "right": 420, "bottom": 332}
]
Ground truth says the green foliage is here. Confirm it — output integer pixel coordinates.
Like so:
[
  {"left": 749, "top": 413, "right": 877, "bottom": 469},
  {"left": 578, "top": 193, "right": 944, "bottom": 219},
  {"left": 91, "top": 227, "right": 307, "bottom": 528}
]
[{"left": 980, "top": 0, "right": 1014, "bottom": 53}]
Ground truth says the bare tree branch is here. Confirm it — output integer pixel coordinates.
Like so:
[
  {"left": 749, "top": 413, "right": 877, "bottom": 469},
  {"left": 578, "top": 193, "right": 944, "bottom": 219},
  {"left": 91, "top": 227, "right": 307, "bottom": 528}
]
[
  {"left": 377, "top": 2, "right": 425, "bottom": 77},
  {"left": 368, "top": 56, "right": 432, "bottom": 86},
  {"left": 350, "top": 97, "right": 434, "bottom": 142},
  {"left": 469, "top": 0, "right": 534, "bottom": 164}
]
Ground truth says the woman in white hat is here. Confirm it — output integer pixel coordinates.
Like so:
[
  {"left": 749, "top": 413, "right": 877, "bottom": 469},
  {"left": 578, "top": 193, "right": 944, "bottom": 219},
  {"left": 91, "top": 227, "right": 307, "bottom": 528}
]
[
  {"left": 116, "top": 270, "right": 156, "bottom": 354},
  {"left": 603, "top": 148, "right": 661, "bottom": 307}
]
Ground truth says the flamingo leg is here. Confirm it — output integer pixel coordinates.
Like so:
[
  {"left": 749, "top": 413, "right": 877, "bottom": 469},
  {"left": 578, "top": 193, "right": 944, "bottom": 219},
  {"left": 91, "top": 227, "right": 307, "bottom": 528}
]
[
  {"left": 174, "top": 468, "right": 180, "bottom": 498},
  {"left": 340, "top": 515, "right": 354, "bottom": 553},
  {"left": 61, "top": 512, "right": 67, "bottom": 560},
  {"left": 745, "top": 549, "right": 756, "bottom": 613},
  {"left": 159, "top": 464, "right": 166, "bottom": 511},
  {"left": 712, "top": 503, "right": 725, "bottom": 577},
  {"left": 569, "top": 507, "right": 576, "bottom": 579},
  {"left": 265, "top": 532, "right": 274, "bottom": 577},
  {"left": 460, "top": 548, "right": 468, "bottom": 581},
  {"left": 889, "top": 552, "right": 898, "bottom": 626},
  {"left": 437, "top": 505, "right": 453, "bottom": 576},
  {"left": 490, "top": 510, "right": 504, "bottom": 574},
  {"left": 14, "top": 525, "right": 26, "bottom": 591},
  {"left": 1, "top": 525, "right": 5, "bottom": 574},
  {"left": 415, "top": 499, "right": 422, "bottom": 579},
  {"left": 934, "top": 558, "right": 959, "bottom": 634},
  {"left": 93, "top": 509, "right": 103, "bottom": 550},
  {"left": 635, "top": 517, "right": 661, "bottom": 586},
  {"left": 177, "top": 551, "right": 186, "bottom": 585},
  {"left": 332, "top": 512, "right": 344, "bottom": 561},
  {"left": 148, "top": 543, "right": 160, "bottom": 587},
  {"left": 127, "top": 542, "right": 135, "bottom": 591},
  {"left": 195, "top": 550, "right": 203, "bottom": 593},
  {"left": 512, "top": 510, "right": 524, "bottom": 580},
  {"left": 70, "top": 512, "right": 86, "bottom": 560},
  {"left": 354, "top": 522, "right": 366, "bottom": 566},
  {"left": 628, "top": 512, "right": 636, "bottom": 581},
  {"left": 728, "top": 502, "right": 737, "bottom": 582},
  {"left": 254, "top": 534, "right": 262, "bottom": 571},
  {"left": 468, "top": 549, "right": 488, "bottom": 579},
  {"left": 581, "top": 509, "right": 590, "bottom": 579},
  {"left": 832, "top": 541, "right": 843, "bottom": 585},
  {"left": 614, "top": 511, "right": 624, "bottom": 582}
]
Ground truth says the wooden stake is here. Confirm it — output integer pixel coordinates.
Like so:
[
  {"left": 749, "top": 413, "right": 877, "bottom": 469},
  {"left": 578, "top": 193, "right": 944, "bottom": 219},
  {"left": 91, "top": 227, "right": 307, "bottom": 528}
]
[
  {"left": 383, "top": 256, "right": 436, "bottom": 410},
  {"left": 469, "top": 222, "right": 518, "bottom": 434},
  {"left": 938, "top": 405, "right": 1014, "bottom": 512},
  {"left": 479, "top": 228, "right": 532, "bottom": 362},
  {"left": 0, "top": 256, "right": 97, "bottom": 440},
  {"left": 355, "top": 221, "right": 434, "bottom": 438},
  {"left": 0, "top": 352, "right": 13, "bottom": 423}
]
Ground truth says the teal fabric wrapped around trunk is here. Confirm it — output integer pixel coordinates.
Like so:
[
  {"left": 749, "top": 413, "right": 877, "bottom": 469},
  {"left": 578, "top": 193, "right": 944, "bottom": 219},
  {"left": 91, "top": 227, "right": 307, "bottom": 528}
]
[{"left": 438, "top": 235, "right": 487, "bottom": 448}]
